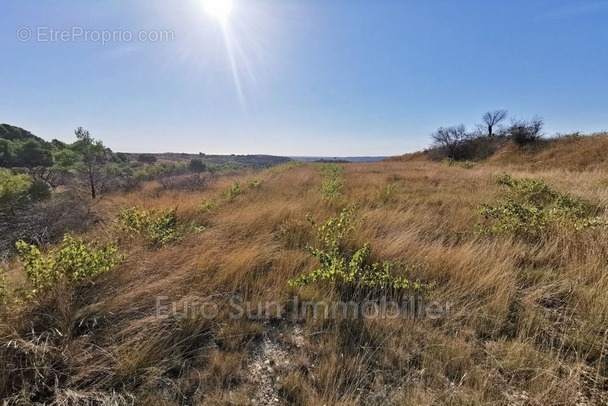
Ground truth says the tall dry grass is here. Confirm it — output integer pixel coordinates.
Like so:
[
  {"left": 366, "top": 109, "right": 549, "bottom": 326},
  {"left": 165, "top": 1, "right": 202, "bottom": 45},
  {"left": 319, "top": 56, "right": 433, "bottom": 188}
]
[{"left": 1, "top": 155, "right": 608, "bottom": 404}]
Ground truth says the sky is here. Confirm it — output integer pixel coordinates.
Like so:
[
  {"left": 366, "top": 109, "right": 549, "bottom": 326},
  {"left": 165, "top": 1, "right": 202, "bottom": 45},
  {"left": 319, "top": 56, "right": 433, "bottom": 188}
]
[{"left": 1, "top": 0, "right": 607, "bottom": 156}]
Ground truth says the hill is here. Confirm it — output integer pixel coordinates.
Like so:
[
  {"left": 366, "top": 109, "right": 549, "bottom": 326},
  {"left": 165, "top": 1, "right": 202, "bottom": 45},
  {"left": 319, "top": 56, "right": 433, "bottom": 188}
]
[
  {"left": 391, "top": 132, "right": 608, "bottom": 172},
  {"left": 0, "top": 124, "right": 47, "bottom": 144}
]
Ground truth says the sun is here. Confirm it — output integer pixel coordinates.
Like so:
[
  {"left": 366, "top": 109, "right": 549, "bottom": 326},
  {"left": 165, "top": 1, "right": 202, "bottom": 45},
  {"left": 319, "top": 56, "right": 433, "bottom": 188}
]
[{"left": 202, "top": 0, "right": 234, "bottom": 23}]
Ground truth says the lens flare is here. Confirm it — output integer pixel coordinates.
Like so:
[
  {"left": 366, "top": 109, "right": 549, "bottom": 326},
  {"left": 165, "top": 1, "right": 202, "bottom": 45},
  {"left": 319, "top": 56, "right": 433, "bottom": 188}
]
[{"left": 202, "top": 0, "right": 234, "bottom": 24}]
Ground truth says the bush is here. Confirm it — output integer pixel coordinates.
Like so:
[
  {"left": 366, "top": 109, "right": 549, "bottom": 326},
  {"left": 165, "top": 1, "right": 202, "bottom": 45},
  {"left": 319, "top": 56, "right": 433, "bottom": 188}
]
[
  {"left": 319, "top": 164, "right": 344, "bottom": 203},
  {"left": 137, "top": 153, "right": 157, "bottom": 164},
  {"left": 158, "top": 173, "right": 211, "bottom": 192},
  {"left": 225, "top": 181, "right": 243, "bottom": 202},
  {"left": 0, "top": 194, "right": 93, "bottom": 259},
  {"left": 507, "top": 117, "right": 544, "bottom": 146},
  {"left": 429, "top": 135, "right": 509, "bottom": 161},
  {"left": 15, "top": 235, "right": 120, "bottom": 296},
  {"left": 115, "top": 207, "right": 178, "bottom": 247},
  {"left": 199, "top": 198, "right": 218, "bottom": 213},
  {"left": 288, "top": 206, "right": 430, "bottom": 298},
  {"left": 247, "top": 178, "right": 263, "bottom": 188},
  {"left": 0, "top": 168, "right": 31, "bottom": 207},
  {"left": 189, "top": 158, "right": 207, "bottom": 173},
  {"left": 27, "top": 179, "right": 51, "bottom": 201},
  {"left": 478, "top": 173, "right": 606, "bottom": 238}
]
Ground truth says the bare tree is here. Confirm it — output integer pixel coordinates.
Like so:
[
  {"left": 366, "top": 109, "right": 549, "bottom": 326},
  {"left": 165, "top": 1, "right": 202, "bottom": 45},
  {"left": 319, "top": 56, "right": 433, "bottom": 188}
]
[
  {"left": 431, "top": 124, "right": 470, "bottom": 159},
  {"left": 507, "top": 116, "right": 544, "bottom": 145},
  {"left": 482, "top": 110, "right": 508, "bottom": 137}
]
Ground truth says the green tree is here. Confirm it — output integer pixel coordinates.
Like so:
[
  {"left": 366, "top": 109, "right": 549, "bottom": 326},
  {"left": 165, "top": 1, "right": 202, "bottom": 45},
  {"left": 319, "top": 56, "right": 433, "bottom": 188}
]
[
  {"left": 138, "top": 153, "right": 157, "bottom": 165},
  {"left": 115, "top": 152, "right": 129, "bottom": 163},
  {"left": 0, "top": 139, "right": 14, "bottom": 167},
  {"left": 71, "top": 127, "right": 107, "bottom": 199},
  {"left": 189, "top": 158, "right": 206, "bottom": 173},
  {"left": 15, "top": 140, "right": 54, "bottom": 168}
]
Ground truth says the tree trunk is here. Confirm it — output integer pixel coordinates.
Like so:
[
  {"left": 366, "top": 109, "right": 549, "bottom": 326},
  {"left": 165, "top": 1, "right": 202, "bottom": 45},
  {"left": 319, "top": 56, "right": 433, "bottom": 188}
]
[{"left": 89, "top": 172, "right": 96, "bottom": 199}]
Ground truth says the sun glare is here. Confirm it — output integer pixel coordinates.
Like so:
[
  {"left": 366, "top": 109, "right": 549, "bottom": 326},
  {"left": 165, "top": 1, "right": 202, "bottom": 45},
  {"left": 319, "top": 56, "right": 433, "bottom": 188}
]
[{"left": 202, "top": 0, "right": 234, "bottom": 23}]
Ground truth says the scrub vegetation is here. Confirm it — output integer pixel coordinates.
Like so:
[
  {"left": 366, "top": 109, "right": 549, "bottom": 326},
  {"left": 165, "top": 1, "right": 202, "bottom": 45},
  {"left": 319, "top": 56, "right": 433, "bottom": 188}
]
[{"left": 2, "top": 127, "right": 608, "bottom": 404}]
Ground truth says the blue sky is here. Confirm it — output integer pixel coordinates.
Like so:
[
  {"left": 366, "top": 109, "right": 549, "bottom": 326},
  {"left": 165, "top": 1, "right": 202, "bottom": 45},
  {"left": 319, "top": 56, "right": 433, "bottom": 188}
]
[{"left": 1, "top": 0, "right": 607, "bottom": 156}]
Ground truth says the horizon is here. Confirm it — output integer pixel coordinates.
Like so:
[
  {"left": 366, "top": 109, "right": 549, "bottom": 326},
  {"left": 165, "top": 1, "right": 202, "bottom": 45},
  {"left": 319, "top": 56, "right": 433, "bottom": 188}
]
[{"left": 2, "top": 1, "right": 608, "bottom": 155}]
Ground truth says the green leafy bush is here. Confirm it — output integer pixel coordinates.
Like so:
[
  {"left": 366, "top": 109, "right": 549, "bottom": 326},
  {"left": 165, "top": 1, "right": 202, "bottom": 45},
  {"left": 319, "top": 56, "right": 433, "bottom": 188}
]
[
  {"left": 478, "top": 173, "right": 606, "bottom": 238},
  {"left": 15, "top": 236, "right": 120, "bottom": 296},
  {"left": 0, "top": 168, "right": 32, "bottom": 206},
  {"left": 116, "top": 207, "right": 178, "bottom": 247},
  {"left": 225, "top": 181, "right": 243, "bottom": 202},
  {"left": 247, "top": 178, "right": 263, "bottom": 188},
  {"left": 320, "top": 177, "right": 344, "bottom": 202},
  {"left": 199, "top": 198, "right": 219, "bottom": 213},
  {"left": 288, "top": 206, "right": 430, "bottom": 297},
  {"left": 319, "top": 164, "right": 344, "bottom": 203}
]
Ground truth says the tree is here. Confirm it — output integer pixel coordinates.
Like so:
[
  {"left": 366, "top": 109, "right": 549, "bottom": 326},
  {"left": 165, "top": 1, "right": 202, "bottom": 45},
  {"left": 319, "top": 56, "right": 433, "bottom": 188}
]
[
  {"left": 431, "top": 124, "right": 470, "bottom": 159},
  {"left": 189, "top": 158, "right": 206, "bottom": 173},
  {"left": 13, "top": 140, "right": 54, "bottom": 168},
  {"left": 507, "top": 116, "right": 544, "bottom": 146},
  {"left": 0, "top": 139, "right": 14, "bottom": 167},
  {"left": 138, "top": 153, "right": 157, "bottom": 165},
  {"left": 482, "top": 110, "right": 508, "bottom": 137},
  {"left": 116, "top": 152, "right": 129, "bottom": 163},
  {"left": 71, "top": 127, "right": 107, "bottom": 199}
]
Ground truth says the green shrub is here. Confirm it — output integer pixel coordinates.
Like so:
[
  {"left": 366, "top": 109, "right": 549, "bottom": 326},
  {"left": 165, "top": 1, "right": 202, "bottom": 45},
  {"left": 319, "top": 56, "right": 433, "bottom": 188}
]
[
  {"left": 199, "top": 198, "right": 219, "bottom": 213},
  {"left": 247, "top": 178, "right": 263, "bottom": 188},
  {"left": 225, "top": 181, "right": 243, "bottom": 202},
  {"left": 319, "top": 164, "right": 344, "bottom": 203},
  {"left": 478, "top": 173, "right": 606, "bottom": 238},
  {"left": 28, "top": 179, "right": 51, "bottom": 201},
  {"left": 320, "top": 177, "right": 344, "bottom": 202},
  {"left": 15, "top": 236, "right": 120, "bottom": 296},
  {"left": 116, "top": 207, "right": 178, "bottom": 247},
  {"left": 189, "top": 158, "right": 206, "bottom": 173},
  {"left": 288, "top": 206, "right": 430, "bottom": 297},
  {"left": 319, "top": 163, "right": 343, "bottom": 178},
  {"left": 0, "top": 168, "right": 31, "bottom": 206}
]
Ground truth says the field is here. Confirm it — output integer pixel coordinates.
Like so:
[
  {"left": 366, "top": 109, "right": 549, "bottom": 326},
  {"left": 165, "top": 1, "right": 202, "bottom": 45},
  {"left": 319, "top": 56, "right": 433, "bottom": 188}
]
[{"left": 2, "top": 135, "right": 608, "bottom": 405}]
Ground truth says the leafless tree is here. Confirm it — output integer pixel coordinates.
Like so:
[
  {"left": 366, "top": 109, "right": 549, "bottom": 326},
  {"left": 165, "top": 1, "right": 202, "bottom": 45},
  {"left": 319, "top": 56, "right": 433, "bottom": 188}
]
[
  {"left": 482, "top": 110, "right": 508, "bottom": 137},
  {"left": 507, "top": 116, "right": 544, "bottom": 145},
  {"left": 431, "top": 124, "right": 471, "bottom": 159}
]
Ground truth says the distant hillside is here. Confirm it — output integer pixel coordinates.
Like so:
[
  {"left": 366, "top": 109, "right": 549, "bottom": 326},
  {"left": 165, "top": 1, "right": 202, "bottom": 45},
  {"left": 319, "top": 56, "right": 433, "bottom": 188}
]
[{"left": 0, "top": 124, "right": 47, "bottom": 144}]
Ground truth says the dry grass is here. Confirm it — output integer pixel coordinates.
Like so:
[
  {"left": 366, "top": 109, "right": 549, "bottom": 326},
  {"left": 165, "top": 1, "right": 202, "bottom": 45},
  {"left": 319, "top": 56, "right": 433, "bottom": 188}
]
[{"left": 2, "top": 150, "right": 608, "bottom": 405}]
